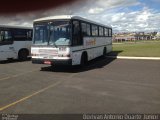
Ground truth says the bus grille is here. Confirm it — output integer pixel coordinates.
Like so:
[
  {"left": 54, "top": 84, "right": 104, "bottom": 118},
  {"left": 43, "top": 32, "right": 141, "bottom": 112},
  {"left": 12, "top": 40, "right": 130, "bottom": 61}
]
[{"left": 39, "top": 49, "right": 58, "bottom": 56}]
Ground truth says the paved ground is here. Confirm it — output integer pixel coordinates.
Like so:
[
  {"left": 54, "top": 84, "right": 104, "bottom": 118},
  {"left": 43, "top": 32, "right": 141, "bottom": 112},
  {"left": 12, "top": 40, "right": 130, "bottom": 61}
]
[{"left": 0, "top": 57, "right": 160, "bottom": 114}]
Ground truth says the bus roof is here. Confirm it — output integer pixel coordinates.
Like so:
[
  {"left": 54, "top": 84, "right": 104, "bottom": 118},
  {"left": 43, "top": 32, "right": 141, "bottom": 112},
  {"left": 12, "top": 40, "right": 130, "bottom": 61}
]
[
  {"left": 0, "top": 25, "right": 32, "bottom": 29},
  {"left": 34, "top": 15, "right": 111, "bottom": 28}
]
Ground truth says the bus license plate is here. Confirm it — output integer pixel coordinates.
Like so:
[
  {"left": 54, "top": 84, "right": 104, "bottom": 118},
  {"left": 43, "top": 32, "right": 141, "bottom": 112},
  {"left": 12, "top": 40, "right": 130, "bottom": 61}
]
[{"left": 44, "top": 61, "right": 51, "bottom": 65}]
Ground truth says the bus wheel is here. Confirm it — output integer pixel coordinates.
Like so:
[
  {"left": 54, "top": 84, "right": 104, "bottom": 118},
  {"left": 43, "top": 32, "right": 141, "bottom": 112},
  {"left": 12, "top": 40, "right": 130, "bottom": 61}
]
[
  {"left": 103, "top": 47, "right": 107, "bottom": 57},
  {"left": 18, "top": 49, "right": 28, "bottom": 61},
  {"left": 80, "top": 52, "right": 88, "bottom": 67}
]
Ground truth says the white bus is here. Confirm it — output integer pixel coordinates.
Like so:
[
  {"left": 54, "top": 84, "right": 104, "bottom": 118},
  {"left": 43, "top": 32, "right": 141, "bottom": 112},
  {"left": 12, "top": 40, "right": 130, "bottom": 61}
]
[
  {"left": 31, "top": 15, "right": 112, "bottom": 66},
  {"left": 0, "top": 25, "right": 32, "bottom": 61}
]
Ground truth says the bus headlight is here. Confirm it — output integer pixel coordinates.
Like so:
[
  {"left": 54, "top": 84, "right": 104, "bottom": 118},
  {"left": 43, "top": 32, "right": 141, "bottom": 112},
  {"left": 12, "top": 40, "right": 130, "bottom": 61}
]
[
  {"left": 59, "top": 47, "right": 67, "bottom": 51},
  {"left": 58, "top": 54, "right": 70, "bottom": 57}
]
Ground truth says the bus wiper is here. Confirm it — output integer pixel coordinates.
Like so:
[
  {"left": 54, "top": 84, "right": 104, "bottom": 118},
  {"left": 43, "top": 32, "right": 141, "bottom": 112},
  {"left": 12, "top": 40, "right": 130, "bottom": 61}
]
[
  {"left": 49, "top": 39, "right": 57, "bottom": 48},
  {"left": 49, "top": 30, "right": 57, "bottom": 47},
  {"left": 53, "top": 41, "right": 57, "bottom": 48}
]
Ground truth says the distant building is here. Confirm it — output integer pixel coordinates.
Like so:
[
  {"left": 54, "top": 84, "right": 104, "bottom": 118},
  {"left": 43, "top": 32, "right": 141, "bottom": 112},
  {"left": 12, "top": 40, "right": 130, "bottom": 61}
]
[
  {"left": 113, "top": 32, "right": 157, "bottom": 42},
  {"left": 153, "top": 32, "right": 160, "bottom": 40}
]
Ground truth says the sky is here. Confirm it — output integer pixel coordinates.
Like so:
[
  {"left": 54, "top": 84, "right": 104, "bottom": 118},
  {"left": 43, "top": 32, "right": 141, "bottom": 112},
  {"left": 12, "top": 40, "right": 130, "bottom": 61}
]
[{"left": 0, "top": 0, "right": 160, "bottom": 33}]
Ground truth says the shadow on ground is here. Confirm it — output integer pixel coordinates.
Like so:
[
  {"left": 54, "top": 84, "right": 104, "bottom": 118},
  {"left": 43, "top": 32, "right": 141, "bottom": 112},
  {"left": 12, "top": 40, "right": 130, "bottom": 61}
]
[
  {"left": 0, "top": 58, "right": 31, "bottom": 64},
  {"left": 41, "top": 51, "right": 123, "bottom": 73},
  {"left": 41, "top": 57, "right": 116, "bottom": 73},
  {"left": 107, "top": 50, "right": 123, "bottom": 56}
]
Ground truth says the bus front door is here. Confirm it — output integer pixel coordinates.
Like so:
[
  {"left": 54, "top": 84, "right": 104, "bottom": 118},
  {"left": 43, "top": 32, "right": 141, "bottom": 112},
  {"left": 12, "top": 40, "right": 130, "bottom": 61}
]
[
  {"left": 0, "top": 29, "right": 16, "bottom": 60},
  {"left": 0, "top": 44, "right": 16, "bottom": 60}
]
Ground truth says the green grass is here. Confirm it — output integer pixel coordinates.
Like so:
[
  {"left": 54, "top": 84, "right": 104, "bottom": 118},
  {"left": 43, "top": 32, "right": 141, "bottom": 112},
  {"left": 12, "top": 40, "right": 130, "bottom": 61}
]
[{"left": 112, "top": 41, "right": 160, "bottom": 57}]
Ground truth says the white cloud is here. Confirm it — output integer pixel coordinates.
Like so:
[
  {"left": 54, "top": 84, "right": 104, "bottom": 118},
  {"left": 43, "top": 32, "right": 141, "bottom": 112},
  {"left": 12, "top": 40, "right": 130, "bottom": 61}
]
[
  {"left": 0, "top": 0, "right": 160, "bottom": 32},
  {"left": 88, "top": 7, "right": 104, "bottom": 14},
  {"left": 136, "top": 11, "right": 151, "bottom": 22},
  {"left": 111, "top": 13, "right": 125, "bottom": 22},
  {"left": 97, "top": 0, "right": 140, "bottom": 8}
]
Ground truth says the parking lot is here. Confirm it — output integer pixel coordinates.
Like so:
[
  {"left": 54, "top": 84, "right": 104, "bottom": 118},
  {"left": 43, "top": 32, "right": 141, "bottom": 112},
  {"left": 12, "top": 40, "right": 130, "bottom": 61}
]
[{"left": 0, "top": 57, "right": 160, "bottom": 113}]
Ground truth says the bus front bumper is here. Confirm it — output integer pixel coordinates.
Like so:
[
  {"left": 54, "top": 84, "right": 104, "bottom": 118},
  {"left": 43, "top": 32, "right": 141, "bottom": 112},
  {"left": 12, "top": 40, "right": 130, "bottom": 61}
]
[{"left": 32, "top": 58, "right": 72, "bottom": 66}]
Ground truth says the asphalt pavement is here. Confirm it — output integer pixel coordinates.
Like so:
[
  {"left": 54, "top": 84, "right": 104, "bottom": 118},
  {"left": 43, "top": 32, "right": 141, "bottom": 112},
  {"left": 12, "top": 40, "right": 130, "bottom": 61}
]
[{"left": 0, "top": 57, "right": 160, "bottom": 114}]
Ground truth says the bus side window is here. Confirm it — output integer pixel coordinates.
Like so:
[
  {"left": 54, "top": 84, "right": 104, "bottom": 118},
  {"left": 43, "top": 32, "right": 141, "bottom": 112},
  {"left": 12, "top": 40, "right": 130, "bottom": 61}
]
[
  {"left": 0, "top": 31, "right": 4, "bottom": 42},
  {"left": 13, "top": 29, "right": 27, "bottom": 41},
  {"left": 72, "top": 20, "right": 82, "bottom": 46},
  {"left": 81, "top": 22, "right": 87, "bottom": 37},
  {"left": 91, "top": 25, "right": 98, "bottom": 36},
  {"left": 0, "top": 30, "right": 13, "bottom": 44},
  {"left": 99, "top": 27, "right": 104, "bottom": 36},
  {"left": 104, "top": 28, "right": 109, "bottom": 37},
  {"left": 109, "top": 29, "right": 112, "bottom": 37},
  {"left": 27, "top": 30, "right": 33, "bottom": 41}
]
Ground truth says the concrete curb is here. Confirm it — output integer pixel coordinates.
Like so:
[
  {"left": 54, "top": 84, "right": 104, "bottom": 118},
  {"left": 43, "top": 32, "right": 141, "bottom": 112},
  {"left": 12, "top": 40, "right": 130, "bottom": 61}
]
[{"left": 107, "top": 56, "right": 160, "bottom": 60}]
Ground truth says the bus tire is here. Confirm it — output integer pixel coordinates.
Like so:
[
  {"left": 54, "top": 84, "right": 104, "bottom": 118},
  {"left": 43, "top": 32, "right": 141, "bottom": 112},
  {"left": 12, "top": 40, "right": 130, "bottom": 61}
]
[
  {"left": 80, "top": 52, "right": 88, "bottom": 67},
  {"left": 103, "top": 47, "right": 107, "bottom": 57},
  {"left": 18, "top": 49, "right": 29, "bottom": 61}
]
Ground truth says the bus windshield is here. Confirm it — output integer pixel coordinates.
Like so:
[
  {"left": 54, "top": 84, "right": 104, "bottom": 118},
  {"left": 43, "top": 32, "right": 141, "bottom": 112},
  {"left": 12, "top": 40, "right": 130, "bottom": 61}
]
[{"left": 33, "top": 21, "right": 71, "bottom": 46}]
